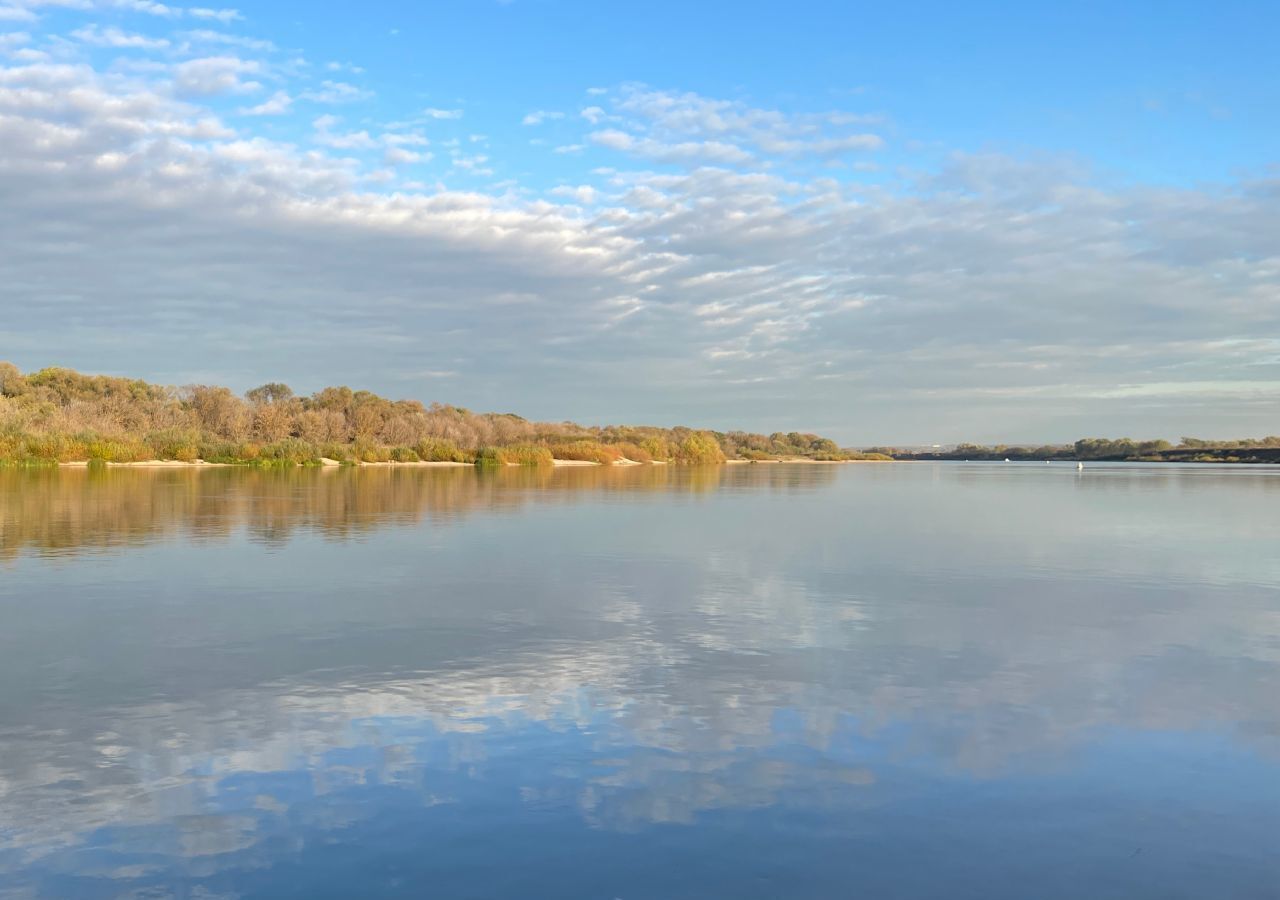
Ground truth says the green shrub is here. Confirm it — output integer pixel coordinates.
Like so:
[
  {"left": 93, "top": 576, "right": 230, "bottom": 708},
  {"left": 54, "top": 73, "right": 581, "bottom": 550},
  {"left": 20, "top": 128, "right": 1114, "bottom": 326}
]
[
  {"left": 390, "top": 446, "right": 421, "bottom": 462},
  {"left": 257, "top": 438, "right": 318, "bottom": 465},
  {"left": 497, "top": 444, "right": 554, "bottom": 466},
  {"left": 474, "top": 446, "right": 503, "bottom": 466},
  {"left": 353, "top": 441, "right": 391, "bottom": 463},
  {"left": 146, "top": 428, "right": 201, "bottom": 461},
  {"left": 414, "top": 437, "right": 471, "bottom": 463}
]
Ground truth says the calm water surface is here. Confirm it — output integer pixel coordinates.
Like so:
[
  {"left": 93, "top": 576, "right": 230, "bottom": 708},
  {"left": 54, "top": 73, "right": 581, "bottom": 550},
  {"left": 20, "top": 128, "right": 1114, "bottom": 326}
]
[{"left": 0, "top": 463, "right": 1277, "bottom": 899}]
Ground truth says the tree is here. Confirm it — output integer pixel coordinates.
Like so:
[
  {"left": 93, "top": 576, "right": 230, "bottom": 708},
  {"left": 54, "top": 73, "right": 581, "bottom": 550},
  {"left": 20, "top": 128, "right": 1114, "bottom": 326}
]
[
  {"left": 246, "top": 383, "right": 294, "bottom": 405},
  {"left": 0, "top": 362, "right": 27, "bottom": 397}
]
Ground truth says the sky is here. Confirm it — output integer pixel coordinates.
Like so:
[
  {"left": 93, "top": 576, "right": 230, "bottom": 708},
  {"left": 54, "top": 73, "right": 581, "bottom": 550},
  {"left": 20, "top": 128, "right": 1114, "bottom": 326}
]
[{"left": 0, "top": 0, "right": 1276, "bottom": 444}]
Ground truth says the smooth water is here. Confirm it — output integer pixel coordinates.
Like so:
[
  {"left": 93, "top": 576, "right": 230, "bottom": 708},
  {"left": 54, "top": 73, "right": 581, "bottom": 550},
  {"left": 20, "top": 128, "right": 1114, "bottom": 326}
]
[{"left": 0, "top": 463, "right": 1277, "bottom": 899}]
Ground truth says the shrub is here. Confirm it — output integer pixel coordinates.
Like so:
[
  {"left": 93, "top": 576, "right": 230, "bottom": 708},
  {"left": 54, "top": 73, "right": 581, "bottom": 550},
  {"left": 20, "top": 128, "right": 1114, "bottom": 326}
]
[
  {"left": 414, "top": 437, "right": 471, "bottom": 463},
  {"left": 146, "top": 428, "right": 202, "bottom": 462},
  {"left": 257, "top": 438, "right": 318, "bottom": 465},
  {"left": 673, "top": 431, "right": 726, "bottom": 464},
  {"left": 611, "top": 441, "right": 652, "bottom": 463},
  {"left": 475, "top": 444, "right": 553, "bottom": 466},
  {"left": 86, "top": 437, "right": 151, "bottom": 462},
  {"left": 473, "top": 446, "right": 502, "bottom": 466},
  {"left": 497, "top": 444, "right": 554, "bottom": 466},
  {"left": 549, "top": 440, "right": 622, "bottom": 465},
  {"left": 390, "top": 446, "right": 421, "bottom": 463},
  {"left": 353, "top": 441, "right": 391, "bottom": 463},
  {"left": 639, "top": 436, "right": 672, "bottom": 461}
]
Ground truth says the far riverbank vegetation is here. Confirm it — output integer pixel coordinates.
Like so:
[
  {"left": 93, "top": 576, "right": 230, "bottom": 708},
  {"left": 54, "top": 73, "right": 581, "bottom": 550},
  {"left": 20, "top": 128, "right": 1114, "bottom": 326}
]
[
  {"left": 878, "top": 437, "right": 1280, "bottom": 465},
  {"left": 0, "top": 363, "right": 891, "bottom": 467}
]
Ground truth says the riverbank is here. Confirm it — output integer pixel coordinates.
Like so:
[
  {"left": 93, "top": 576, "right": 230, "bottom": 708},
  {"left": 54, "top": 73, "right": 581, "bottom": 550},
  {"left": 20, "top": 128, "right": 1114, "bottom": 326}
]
[{"left": 48, "top": 456, "right": 884, "bottom": 469}]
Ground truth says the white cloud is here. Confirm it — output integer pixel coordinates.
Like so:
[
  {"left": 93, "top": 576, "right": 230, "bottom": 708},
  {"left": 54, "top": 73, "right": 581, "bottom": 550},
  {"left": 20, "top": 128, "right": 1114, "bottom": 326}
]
[
  {"left": 0, "top": 29, "right": 29, "bottom": 49},
  {"left": 589, "top": 128, "right": 753, "bottom": 164},
  {"left": 172, "top": 54, "right": 260, "bottom": 95},
  {"left": 421, "top": 106, "right": 461, "bottom": 120},
  {"left": 239, "top": 88, "right": 289, "bottom": 116},
  {"left": 71, "top": 24, "right": 169, "bottom": 48},
  {"left": 300, "top": 79, "right": 371, "bottom": 104},
  {"left": 384, "top": 146, "right": 428, "bottom": 165},
  {"left": 178, "top": 28, "right": 274, "bottom": 51},
  {"left": 188, "top": 6, "right": 240, "bottom": 22},
  {"left": 521, "top": 109, "right": 563, "bottom": 126},
  {"left": 110, "top": 0, "right": 181, "bottom": 16},
  {"left": 0, "top": 7, "right": 38, "bottom": 22}
]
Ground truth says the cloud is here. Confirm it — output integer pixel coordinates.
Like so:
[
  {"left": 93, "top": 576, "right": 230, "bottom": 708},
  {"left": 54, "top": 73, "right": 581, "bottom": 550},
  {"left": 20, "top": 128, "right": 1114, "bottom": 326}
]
[
  {"left": 71, "top": 24, "right": 169, "bottom": 48},
  {"left": 596, "top": 83, "right": 886, "bottom": 161},
  {"left": 239, "top": 88, "right": 289, "bottom": 115},
  {"left": 0, "top": 6, "right": 38, "bottom": 22},
  {"left": 0, "top": 16, "right": 1276, "bottom": 440},
  {"left": 589, "top": 128, "right": 753, "bottom": 164},
  {"left": 172, "top": 54, "right": 260, "bottom": 95},
  {"left": 188, "top": 5, "right": 239, "bottom": 22},
  {"left": 521, "top": 109, "right": 563, "bottom": 126},
  {"left": 177, "top": 28, "right": 274, "bottom": 51},
  {"left": 384, "top": 145, "right": 429, "bottom": 165},
  {"left": 300, "top": 79, "right": 371, "bottom": 104},
  {"left": 421, "top": 106, "right": 461, "bottom": 120}
]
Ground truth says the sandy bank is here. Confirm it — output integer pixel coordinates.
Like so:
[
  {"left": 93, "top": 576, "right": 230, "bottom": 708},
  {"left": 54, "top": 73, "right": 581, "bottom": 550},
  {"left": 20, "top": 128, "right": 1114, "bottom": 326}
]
[
  {"left": 347, "top": 460, "right": 473, "bottom": 467},
  {"left": 58, "top": 459, "right": 232, "bottom": 468}
]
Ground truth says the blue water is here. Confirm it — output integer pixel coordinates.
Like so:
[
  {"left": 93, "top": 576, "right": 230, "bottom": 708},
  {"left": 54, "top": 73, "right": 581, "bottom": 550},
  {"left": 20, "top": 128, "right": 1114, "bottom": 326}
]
[{"left": 0, "top": 463, "right": 1277, "bottom": 898}]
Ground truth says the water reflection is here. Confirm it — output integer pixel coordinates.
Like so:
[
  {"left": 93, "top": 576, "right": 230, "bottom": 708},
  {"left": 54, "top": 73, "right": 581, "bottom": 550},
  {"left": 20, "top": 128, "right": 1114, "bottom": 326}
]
[
  {"left": 0, "top": 464, "right": 836, "bottom": 560},
  {"left": 0, "top": 464, "right": 1277, "bottom": 898}
]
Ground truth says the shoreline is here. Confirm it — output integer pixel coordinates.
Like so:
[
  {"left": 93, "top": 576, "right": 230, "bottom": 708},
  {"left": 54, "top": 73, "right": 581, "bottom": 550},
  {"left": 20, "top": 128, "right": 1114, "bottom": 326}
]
[{"left": 46, "top": 456, "right": 886, "bottom": 469}]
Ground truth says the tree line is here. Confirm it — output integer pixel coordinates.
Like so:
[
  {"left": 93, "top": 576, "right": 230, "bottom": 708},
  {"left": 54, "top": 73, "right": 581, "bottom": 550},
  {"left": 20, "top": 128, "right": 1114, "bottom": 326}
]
[
  {"left": 0, "top": 363, "right": 886, "bottom": 466},
  {"left": 880, "top": 436, "right": 1280, "bottom": 464}
]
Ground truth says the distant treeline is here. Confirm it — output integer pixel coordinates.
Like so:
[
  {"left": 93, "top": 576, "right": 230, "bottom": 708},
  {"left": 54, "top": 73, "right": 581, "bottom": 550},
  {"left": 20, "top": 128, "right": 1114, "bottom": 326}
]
[
  {"left": 0, "top": 363, "right": 888, "bottom": 466},
  {"left": 879, "top": 436, "right": 1280, "bottom": 464}
]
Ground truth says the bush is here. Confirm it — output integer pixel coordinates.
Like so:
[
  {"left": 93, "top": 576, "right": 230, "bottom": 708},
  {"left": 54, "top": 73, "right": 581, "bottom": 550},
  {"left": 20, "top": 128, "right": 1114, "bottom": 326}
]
[
  {"left": 639, "top": 436, "right": 672, "bottom": 461},
  {"left": 390, "top": 446, "right": 421, "bottom": 462},
  {"left": 414, "top": 437, "right": 471, "bottom": 463},
  {"left": 146, "top": 428, "right": 201, "bottom": 462},
  {"left": 497, "top": 444, "right": 554, "bottom": 466},
  {"left": 473, "top": 446, "right": 503, "bottom": 466},
  {"left": 257, "top": 438, "right": 318, "bottom": 465},
  {"left": 475, "top": 444, "right": 553, "bottom": 467},
  {"left": 549, "top": 440, "right": 622, "bottom": 465},
  {"left": 611, "top": 441, "right": 652, "bottom": 463},
  {"left": 673, "top": 431, "right": 727, "bottom": 464},
  {"left": 353, "top": 441, "right": 391, "bottom": 463},
  {"left": 86, "top": 437, "right": 151, "bottom": 462}
]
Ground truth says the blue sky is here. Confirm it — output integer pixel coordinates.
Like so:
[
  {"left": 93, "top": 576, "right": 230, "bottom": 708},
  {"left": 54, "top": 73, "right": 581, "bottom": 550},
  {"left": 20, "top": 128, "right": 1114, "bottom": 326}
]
[{"left": 1, "top": 0, "right": 1277, "bottom": 442}]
